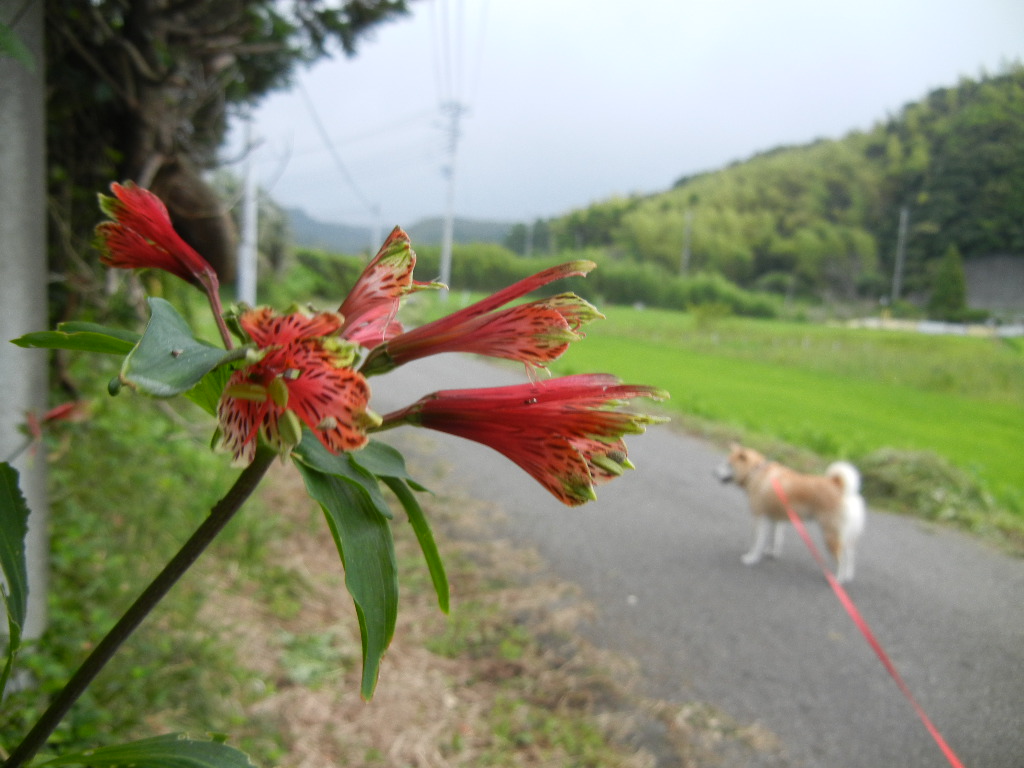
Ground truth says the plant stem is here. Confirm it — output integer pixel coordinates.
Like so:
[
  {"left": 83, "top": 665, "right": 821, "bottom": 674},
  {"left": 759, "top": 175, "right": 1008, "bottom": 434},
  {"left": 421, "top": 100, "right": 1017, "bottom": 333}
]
[
  {"left": 3, "top": 446, "right": 276, "bottom": 768},
  {"left": 205, "top": 288, "right": 234, "bottom": 350}
]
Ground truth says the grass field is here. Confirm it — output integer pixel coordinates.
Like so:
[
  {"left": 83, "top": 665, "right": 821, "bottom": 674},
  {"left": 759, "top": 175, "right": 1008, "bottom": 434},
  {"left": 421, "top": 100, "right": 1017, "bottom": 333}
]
[
  {"left": 544, "top": 306, "right": 1023, "bottom": 516},
  {"left": 409, "top": 293, "right": 1023, "bottom": 527}
]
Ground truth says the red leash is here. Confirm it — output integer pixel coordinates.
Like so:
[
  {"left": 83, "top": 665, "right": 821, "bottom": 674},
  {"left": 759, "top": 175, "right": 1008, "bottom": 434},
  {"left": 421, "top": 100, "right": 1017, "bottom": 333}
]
[{"left": 770, "top": 476, "right": 966, "bottom": 768}]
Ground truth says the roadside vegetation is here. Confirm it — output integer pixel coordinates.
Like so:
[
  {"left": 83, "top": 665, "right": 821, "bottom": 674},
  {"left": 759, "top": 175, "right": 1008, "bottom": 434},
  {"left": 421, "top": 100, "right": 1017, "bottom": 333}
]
[{"left": 3, "top": 352, "right": 786, "bottom": 766}]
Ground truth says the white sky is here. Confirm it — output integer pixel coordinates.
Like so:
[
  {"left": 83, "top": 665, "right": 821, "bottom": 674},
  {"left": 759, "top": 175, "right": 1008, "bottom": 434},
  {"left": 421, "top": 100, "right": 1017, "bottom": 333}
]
[{"left": 230, "top": 0, "right": 1024, "bottom": 229}]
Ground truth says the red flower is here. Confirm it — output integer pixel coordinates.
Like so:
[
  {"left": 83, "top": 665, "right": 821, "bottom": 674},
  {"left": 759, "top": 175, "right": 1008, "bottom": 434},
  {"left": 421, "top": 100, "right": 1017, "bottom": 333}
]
[
  {"left": 217, "top": 308, "right": 377, "bottom": 464},
  {"left": 379, "top": 374, "right": 668, "bottom": 506},
  {"left": 96, "top": 182, "right": 219, "bottom": 292},
  {"left": 337, "top": 226, "right": 441, "bottom": 348},
  {"left": 96, "top": 181, "right": 232, "bottom": 347},
  {"left": 360, "top": 261, "right": 599, "bottom": 375}
]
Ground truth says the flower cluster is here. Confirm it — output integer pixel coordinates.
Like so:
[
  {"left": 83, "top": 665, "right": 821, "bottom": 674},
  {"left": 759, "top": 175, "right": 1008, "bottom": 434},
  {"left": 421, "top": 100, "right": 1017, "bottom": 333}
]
[
  {"left": 216, "top": 308, "right": 376, "bottom": 465},
  {"left": 96, "top": 182, "right": 667, "bottom": 504}
]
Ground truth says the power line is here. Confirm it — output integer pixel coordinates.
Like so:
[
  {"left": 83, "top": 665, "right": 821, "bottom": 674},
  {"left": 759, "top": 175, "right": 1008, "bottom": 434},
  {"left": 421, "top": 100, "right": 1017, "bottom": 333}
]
[
  {"left": 430, "top": 0, "right": 478, "bottom": 297},
  {"left": 296, "top": 80, "right": 377, "bottom": 216},
  {"left": 283, "top": 108, "right": 436, "bottom": 160},
  {"left": 438, "top": 100, "right": 468, "bottom": 296},
  {"left": 468, "top": 0, "right": 490, "bottom": 105}
]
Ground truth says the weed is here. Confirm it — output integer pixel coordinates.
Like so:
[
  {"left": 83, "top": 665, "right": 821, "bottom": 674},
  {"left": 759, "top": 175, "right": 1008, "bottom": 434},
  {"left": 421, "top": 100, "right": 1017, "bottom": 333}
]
[
  {"left": 277, "top": 629, "right": 353, "bottom": 687},
  {"left": 424, "top": 600, "right": 530, "bottom": 661},
  {"left": 0, "top": 359, "right": 285, "bottom": 754}
]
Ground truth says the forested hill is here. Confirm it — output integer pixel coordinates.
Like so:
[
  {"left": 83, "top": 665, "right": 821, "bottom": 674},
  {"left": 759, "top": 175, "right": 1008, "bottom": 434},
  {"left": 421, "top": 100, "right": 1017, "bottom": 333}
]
[{"left": 544, "top": 66, "right": 1024, "bottom": 303}]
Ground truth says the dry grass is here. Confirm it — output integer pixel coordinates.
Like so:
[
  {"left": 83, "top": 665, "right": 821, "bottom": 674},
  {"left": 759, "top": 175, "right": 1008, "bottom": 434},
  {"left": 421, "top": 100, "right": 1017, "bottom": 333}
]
[{"left": 182, "top": 459, "right": 788, "bottom": 768}]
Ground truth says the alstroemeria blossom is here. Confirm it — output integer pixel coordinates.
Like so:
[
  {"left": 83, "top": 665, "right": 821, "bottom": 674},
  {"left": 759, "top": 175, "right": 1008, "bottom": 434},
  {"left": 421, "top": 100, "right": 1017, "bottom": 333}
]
[
  {"left": 379, "top": 374, "right": 668, "bottom": 506},
  {"left": 337, "top": 226, "right": 442, "bottom": 348},
  {"left": 96, "top": 181, "right": 232, "bottom": 347},
  {"left": 96, "top": 182, "right": 220, "bottom": 292},
  {"left": 217, "top": 307, "right": 376, "bottom": 464},
  {"left": 360, "top": 261, "right": 600, "bottom": 376}
]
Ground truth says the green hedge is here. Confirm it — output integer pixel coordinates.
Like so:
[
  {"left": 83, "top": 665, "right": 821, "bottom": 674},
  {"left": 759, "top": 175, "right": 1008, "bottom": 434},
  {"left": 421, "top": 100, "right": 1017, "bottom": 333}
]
[{"left": 276, "top": 243, "right": 779, "bottom": 318}]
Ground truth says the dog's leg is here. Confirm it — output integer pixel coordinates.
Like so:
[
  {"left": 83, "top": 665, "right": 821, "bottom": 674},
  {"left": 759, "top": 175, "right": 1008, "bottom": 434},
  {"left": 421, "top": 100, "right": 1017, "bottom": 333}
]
[
  {"left": 823, "top": 526, "right": 848, "bottom": 583},
  {"left": 837, "top": 545, "right": 856, "bottom": 584},
  {"left": 742, "top": 517, "right": 771, "bottom": 565},
  {"left": 837, "top": 493, "right": 865, "bottom": 584},
  {"left": 768, "top": 521, "right": 785, "bottom": 558}
]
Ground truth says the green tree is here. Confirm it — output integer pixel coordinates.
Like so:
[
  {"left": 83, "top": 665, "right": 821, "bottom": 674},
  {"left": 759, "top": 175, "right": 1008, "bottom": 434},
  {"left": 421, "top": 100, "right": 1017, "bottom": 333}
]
[
  {"left": 45, "top": 0, "right": 408, "bottom": 301},
  {"left": 547, "top": 65, "right": 1023, "bottom": 308},
  {"left": 531, "top": 218, "right": 552, "bottom": 254},
  {"left": 928, "top": 244, "right": 968, "bottom": 321},
  {"left": 505, "top": 223, "right": 528, "bottom": 255}
]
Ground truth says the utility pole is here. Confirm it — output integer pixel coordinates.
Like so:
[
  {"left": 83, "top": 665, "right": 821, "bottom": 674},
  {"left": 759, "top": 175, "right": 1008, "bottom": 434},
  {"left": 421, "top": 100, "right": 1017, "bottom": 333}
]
[
  {"left": 891, "top": 206, "right": 909, "bottom": 304},
  {"left": 237, "top": 113, "right": 258, "bottom": 305},
  {"left": 679, "top": 209, "right": 694, "bottom": 275},
  {"left": 438, "top": 100, "right": 467, "bottom": 299}
]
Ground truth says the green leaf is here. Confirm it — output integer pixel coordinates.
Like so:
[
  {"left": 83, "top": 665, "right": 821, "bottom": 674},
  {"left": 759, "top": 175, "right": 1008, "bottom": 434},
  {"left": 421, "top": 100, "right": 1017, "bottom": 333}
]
[
  {"left": 183, "top": 366, "right": 234, "bottom": 417},
  {"left": 350, "top": 440, "right": 428, "bottom": 491},
  {"left": 348, "top": 443, "right": 446, "bottom": 612},
  {"left": 382, "top": 475, "right": 449, "bottom": 614},
  {"left": 0, "top": 463, "right": 30, "bottom": 699},
  {"left": 11, "top": 323, "right": 140, "bottom": 355},
  {"left": 293, "top": 443, "right": 397, "bottom": 699},
  {"left": 37, "top": 733, "right": 258, "bottom": 767},
  {"left": 295, "top": 436, "right": 393, "bottom": 519},
  {"left": 118, "top": 298, "right": 245, "bottom": 397}
]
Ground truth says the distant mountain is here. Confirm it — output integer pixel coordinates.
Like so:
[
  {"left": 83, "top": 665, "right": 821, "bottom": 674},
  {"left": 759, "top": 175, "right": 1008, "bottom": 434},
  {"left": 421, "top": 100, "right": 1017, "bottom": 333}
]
[
  {"left": 287, "top": 208, "right": 516, "bottom": 254},
  {"left": 405, "top": 217, "right": 516, "bottom": 248},
  {"left": 545, "top": 66, "right": 1024, "bottom": 305},
  {"left": 285, "top": 208, "right": 372, "bottom": 253}
]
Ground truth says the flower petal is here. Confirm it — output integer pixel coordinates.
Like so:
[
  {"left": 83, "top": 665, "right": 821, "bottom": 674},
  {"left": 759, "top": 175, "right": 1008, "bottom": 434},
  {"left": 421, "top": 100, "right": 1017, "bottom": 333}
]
[
  {"left": 283, "top": 347, "right": 373, "bottom": 453},
  {"left": 338, "top": 227, "right": 441, "bottom": 347},
  {"left": 239, "top": 307, "right": 343, "bottom": 348}
]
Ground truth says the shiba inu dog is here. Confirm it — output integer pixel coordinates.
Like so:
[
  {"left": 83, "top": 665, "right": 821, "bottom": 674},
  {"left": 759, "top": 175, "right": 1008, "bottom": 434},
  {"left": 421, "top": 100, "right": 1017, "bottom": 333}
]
[{"left": 716, "top": 443, "right": 866, "bottom": 583}]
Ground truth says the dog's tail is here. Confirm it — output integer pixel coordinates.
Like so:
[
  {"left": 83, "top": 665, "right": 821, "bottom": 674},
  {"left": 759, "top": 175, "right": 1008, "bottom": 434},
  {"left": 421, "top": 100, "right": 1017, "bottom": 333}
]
[
  {"left": 828, "top": 462, "right": 866, "bottom": 544},
  {"left": 826, "top": 461, "right": 861, "bottom": 496}
]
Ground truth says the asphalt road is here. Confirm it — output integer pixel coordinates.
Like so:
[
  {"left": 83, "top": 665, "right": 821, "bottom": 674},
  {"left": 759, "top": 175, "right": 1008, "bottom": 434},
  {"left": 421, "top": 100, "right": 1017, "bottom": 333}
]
[{"left": 371, "top": 353, "right": 1024, "bottom": 768}]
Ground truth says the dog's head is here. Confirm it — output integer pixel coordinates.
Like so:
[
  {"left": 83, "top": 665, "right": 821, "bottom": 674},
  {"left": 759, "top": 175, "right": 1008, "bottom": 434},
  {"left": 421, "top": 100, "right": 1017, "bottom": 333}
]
[{"left": 714, "top": 443, "right": 767, "bottom": 486}]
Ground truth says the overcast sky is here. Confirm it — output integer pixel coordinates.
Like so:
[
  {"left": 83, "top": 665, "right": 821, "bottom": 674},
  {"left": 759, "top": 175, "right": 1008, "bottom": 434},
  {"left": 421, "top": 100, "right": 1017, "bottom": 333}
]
[{"left": 230, "top": 0, "right": 1024, "bottom": 230}]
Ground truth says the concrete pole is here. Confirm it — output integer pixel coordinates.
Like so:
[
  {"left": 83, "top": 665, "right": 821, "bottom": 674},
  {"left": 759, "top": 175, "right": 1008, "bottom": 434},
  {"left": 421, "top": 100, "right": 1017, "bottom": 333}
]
[
  {"left": 891, "top": 206, "right": 909, "bottom": 303},
  {"left": 680, "top": 209, "right": 693, "bottom": 275},
  {"left": 0, "top": 0, "right": 49, "bottom": 641},
  {"left": 438, "top": 101, "right": 466, "bottom": 300},
  {"left": 237, "top": 115, "right": 258, "bottom": 305}
]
